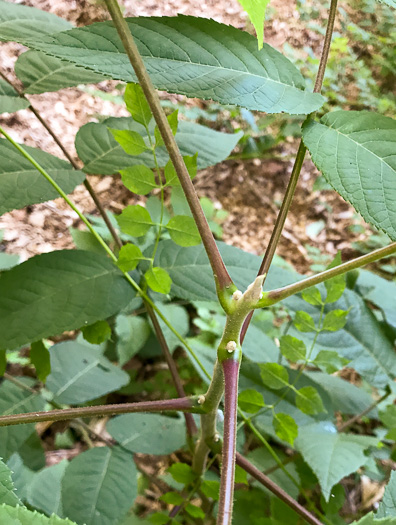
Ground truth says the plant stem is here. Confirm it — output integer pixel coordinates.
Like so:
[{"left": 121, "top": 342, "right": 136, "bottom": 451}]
[
  {"left": 240, "top": 0, "right": 339, "bottom": 342},
  {"left": 338, "top": 387, "right": 391, "bottom": 432},
  {"left": 217, "top": 359, "right": 239, "bottom": 525},
  {"left": 0, "top": 71, "right": 123, "bottom": 249},
  {"left": 103, "top": 0, "right": 233, "bottom": 293},
  {"left": 258, "top": 241, "right": 396, "bottom": 307},
  {"left": 0, "top": 397, "right": 204, "bottom": 428},
  {"left": 235, "top": 453, "right": 324, "bottom": 525}
]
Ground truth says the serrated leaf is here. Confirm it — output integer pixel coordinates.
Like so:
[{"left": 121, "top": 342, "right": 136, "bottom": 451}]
[
  {"left": 46, "top": 341, "right": 129, "bottom": 404},
  {"left": 237, "top": 0, "right": 270, "bottom": 50},
  {"left": 0, "top": 250, "right": 134, "bottom": 350},
  {"left": 117, "top": 244, "right": 143, "bottom": 272},
  {"left": 30, "top": 341, "right": 51, "bottom": 382},
  {"left": 166, "top": 216, "right": 201, "bottom": 247},
  {"left": 295, "top": 386, "right": 325, "bottom": 415},
  {"left": 0, "top": 503, "right": 78, "bottom": 524},
  {"left": 294, "top": 311, "right": 316, "bottom": 332},
  {"left": 27, "top": 460, "right": 67, "bottom": 517},
  {"left": 107, "top": 414, "right": 186, "bottom": 454},
  {"left": 238, "top": 389, "right": 265, "bottom": 413},
  {"left": 144, "top": 267, "right": 172, "bottom": 294},
  {"left": 109, "top": 128, "right": 147, "bottom": 156},
  {"left": 260, "top": 363, "right": 289, "bottom": 390},
  {"left": 295, "top": 422, "right": 379, "bottom": 501},
  {"left": 76, "top": 119, "right": 242, "bottom": 174},
  {"left": 0, "top": 77, "right": 30, "bottom": 114},
  {"left": 0, "top": 380, "right": 45, "bottom": 461},
  {"left": 61, "top": 446, "right": 137, "bottom": 525},
  {"left": 115, "top": 315, "right": 151, "bottom": 365},
  {"left": 352, "top": 513, "right": 396, "bottom": 525},
  {"left": 0, "top": 139, "right": 85, "bottom": 215},
  {"left": 322, "top": 309, "right": 349, "bottom": 331},
  {"left": 377, "top": 471, "right": 396, "bottom": 518},
  {"left": 155, "top": 111, "right": 178, "bottom": 147},
  {"left": 15, "top": 50, "right": 106, "bottom": 94},
  {"left": 81, "top": 320, "right": 111, "bottom": 345},
  {"left": 273, "top": 413, "right": 298, "bottom": 446},
  {"left": 279, "top": 335, "right": 306, "bottom": 362},
  {"left": 313, "top": 350, "right": 349, "bottom": 373},
  {"left": 301, "top": 286, "right": 322, "bottom": 306},
  {"left": 124, "top": 83, "right": 151, "bottom": 127},
  {"left": 17, "top": 15, "right": 324, "bottom": 114},
  {"left": 116, "top": 205, "right": 153, "bottom": 237},
  {"left": 0, "top": 458, "right": 21, "bottom": 506},
  {"left": 0, "top": 1, "right": 72, "bottom": 41},
  {"left": 121, "top": 165, "right": 157, "bottom": 195},
  {"left": 302, "top": 111, "right": 396, "bottom": 241}
]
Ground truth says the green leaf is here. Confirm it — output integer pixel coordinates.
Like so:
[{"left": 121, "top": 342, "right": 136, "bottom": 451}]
[
  {"left": 46, "top": 341, "right": 129, "bottom": 404},
  {"left": 201, "top": 480, "right": 220, "bottom": 500},
  {"left": 302, "top": 111, "right": 396, "bottom": 241},
  {"left": 15, "top": 50, "right": 106, "bottom": 94},
  {"left": 0, "top": 139, "right": 85, "bottom": 215},
  {"left": 76, "top": 119, "right": 242, "bottom": 175},
  {"left": 155, "top": 111, "right": 178, "bottom": 147},
  {"left": 356, "top": 270, "right": 396, "bottom": 329},
  {"left": 107, "top": 414, "right": 186, "bottom": 454},
  {"left": 166, "top": 216, "right": 201, "bottom": 247},
  {"left": 81, "top": 320, "right": 111, "bottom": 345},
  {"left": 259, "top": 363, "right": 289, "bottom": 390},
  {"left": 0, "top": 504, "right": 78, "bottom": 524},
  {"left": 0, "top": 2, "right": 72, "bottom": 41},
  {"left": 0, "top": 458, "right": 21, "bottom": 506},
  {"left": 295, "top": 386, "right": 325, "bottom": 415},
  {"left": 322, "top": 309, "right": 349, "bottom": 332},
  {"left": 121, "top": 165, "right": 157, "bottom": 195},
  {"left": 124, "top": 83, "right": 152, "bottom": 127},
  {"left": 164, "top": 154, "right": 197, "bottom": 187},
  {"left": 30, "top": 341, "right": 51, "bottom": 382},
  {"left": 0, "top": 379, "right": 45, "bottom": 461},
  {"left": 313, "top": 350, "right": 349, "bottom": 373},
  {"left": 352, "top": 513, "right": 396, "bottom": 525},
  {"left": 167, "top": 463, "right": 196, "bottom": 485},
  {"left": 279, "top": 335, "right": 306, "bottom": 362},
  {"left": 324, "top": 252, "right": 346, "bottom": 304},
  {"left": 301, "top": 286, "right": 322, "bottom": 306},
  {"left": 295, "top": 422, "right": 378, "bottom": 501},
  {"left": 27, "top": 460, "right": 67, "bottom": 517},
  {"left": 109, "top": 128, "right": 147, "bottom": 156},
  {"left": 237, "top": 0, "right": 270, "bottom": 50},
  {"left": 0, "top": 350, "right": 5, "bottom": 376},
  {"left": 160, "top": 492, "right": 184, "bottom": 505},
  {"left": 238, "top": 389, "right": 265, "bottom": 413},
  {"left": 70, "top": 229, "right": 107, "bottom": 255},
  {"left": 61, "top": 446, "right": 137, "bottom": 525},
  {"left": 376, "top": 0, "right": 395, "bottom": 8},
  {"left": 116, "top": 205, "right": 154, "bottom": 237},
  {"left": 155, "top": 303, "right": 189, "bottom": 352},
  {"left": 117, "top": 244, "right": 144, "bottom": 272},
  {"left": 0, "top": 252, "right": 19, "bottom": 272},
  {"left": 115, "top": 315, "right": 151, "bottom": 365},
  {"left": 273, "top": 413, "right": 298, "bottom": 446},
  {"left": 0, "top": 250, "right": 134, "bottom": 350},
  {"left": 377, "top": 471, "right": 396, "bottom": 518},
  {"left": 185, "top": 503, "right": 205, "bottom": 519},
  {"left": 145, "top": 267, "right": 172, "bottom": 294},
  {"left": 0, "top": 77, "right": 30, "bottom": 114},
  {"left": 294, "top": 311, "right": 316, "bottom": 332},
  {"left": 19, "top": 16, "right": 324, "bottom": 114}
]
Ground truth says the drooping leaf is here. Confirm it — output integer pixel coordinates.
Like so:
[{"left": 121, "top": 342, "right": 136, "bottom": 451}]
[
  {"left": 302, "top": 111, "right": 396, "bottom": 240},
  {"left": 0, "top": 458, "right": 21, "bottom": 506},
  {"left": 144, "top": 267, "right": 172, "bottom": 294},
  {"left": 0, "top": 503, "right": 78, "bottom": 524},
  {"left": 0, "top": 1, "right": 72, "bottom": 41},
  {"left": 295, "top": 421, "right": 378, "bottom": 501},
  {"left": 30, "top": 340, "right": 51, "bottom": 382},
  {"left": 17, "top": 16, "right": 324, "bottom": 114},
  {"left": 116, "top": 205, "right": 154, "bottom": 237},
  {"left": 273, "top": 413, "right": 298, "bottom": 446},
  {"left": 0, "top": 140, "right": 85, "bottom": 215},
  {"left": 115, "top": 315, "right": 151, "bottom": 365},
  {"left": 121, "top": 165, "right": 157, "bottom": 195},
  {"left": 238, "top": 389, "right": 265, "bottom": 414},
  {"left": 237, "top": 0, "right": 270, "bottom": 50},
  {"left": 0, "top": 250, "right": 134, "bottom": 350},
  {"left": 0, "top": 379, "right": 45, "bottom": 461},
  {"left": 61, "top": 446, "right": 137, "bottom": 525},
  {"left": 377, "top": 471, "right": 396, "bottom": 518},
  {"left": 166, "top": 216, "right": 201, "bottom": 247},
  {"left": 15, "top": 50, "right": 106, "bottom": 94},
  {"left": 124, "top": 83, "right": 152, "bottom": 127},
  {"left": 75, "top": 119, "right": 243, "bottom": 175},
  {"left": 107, "top": 414, "right": 186, "bottom": 454},
  {"left": 0, "top": 77, "right": 30, "bottom": 114},
  {"left": 27, "top": 461, "right": 67, "bottom": 517},
  {"left": 46, "top": 341, "right": 129, "bottom": 404}
]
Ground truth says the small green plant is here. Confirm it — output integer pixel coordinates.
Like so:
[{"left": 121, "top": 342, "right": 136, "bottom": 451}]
[{"left": 0, "top": 1, "right": 395, "bottom": 524}]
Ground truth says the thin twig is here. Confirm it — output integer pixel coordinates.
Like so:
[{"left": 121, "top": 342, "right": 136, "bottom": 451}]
[{"left": 338, "top": 388, "right": 391, "bottom": 432}]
